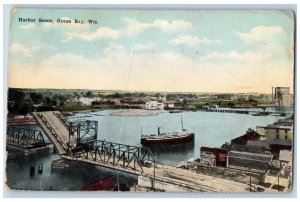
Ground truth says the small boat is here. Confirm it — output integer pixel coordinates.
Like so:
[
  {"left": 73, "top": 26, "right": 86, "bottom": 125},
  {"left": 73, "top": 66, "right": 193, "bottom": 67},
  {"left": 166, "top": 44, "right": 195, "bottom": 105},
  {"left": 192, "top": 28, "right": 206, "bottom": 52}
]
[
  {"left": 79, "top": 176, "right": 117, "bottom": 191},
  {"left": 141, "top": 116, "right": 194, "bottom": 146},
  {"left": 252, "top": 112, "right": 270, "bottom": 116}
]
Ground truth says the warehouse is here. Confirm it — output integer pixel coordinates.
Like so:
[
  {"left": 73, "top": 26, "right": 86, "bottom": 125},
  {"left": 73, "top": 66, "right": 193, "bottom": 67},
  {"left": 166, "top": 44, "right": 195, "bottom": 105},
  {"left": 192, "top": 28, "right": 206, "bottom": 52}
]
[{"left": 228, "top": 150, "right": 273, "bottom": 171}]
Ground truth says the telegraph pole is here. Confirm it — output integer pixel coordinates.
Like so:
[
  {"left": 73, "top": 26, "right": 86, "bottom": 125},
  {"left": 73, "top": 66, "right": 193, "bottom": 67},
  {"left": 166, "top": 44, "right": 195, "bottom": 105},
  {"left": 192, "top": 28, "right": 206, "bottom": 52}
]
[
  {"left": 153, "top": 154, "right": 156, "bottom": 190},
  {"left": 250, "top": 176, "right": 252, "bottom": 192}
]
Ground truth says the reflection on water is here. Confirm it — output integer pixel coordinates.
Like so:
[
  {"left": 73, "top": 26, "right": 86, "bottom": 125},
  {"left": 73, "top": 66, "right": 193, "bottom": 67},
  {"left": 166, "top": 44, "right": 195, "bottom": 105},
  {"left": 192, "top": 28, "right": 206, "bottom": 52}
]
[
  {"left": 144, "top": 143, "right": 195, "bottom": 166},
  {"left": 6, "top": 153, "right": 137, "bottom": 191}
]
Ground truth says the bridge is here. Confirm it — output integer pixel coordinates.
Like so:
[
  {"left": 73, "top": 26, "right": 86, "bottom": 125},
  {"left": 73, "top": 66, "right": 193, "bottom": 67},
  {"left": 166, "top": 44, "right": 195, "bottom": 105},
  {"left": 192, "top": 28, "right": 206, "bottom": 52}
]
[
  {"left": 7, "top": 126, "right": 50, "bottom": 149},
  {"left": 31, "top": 111, "right": 156, "bottom": 176},
  {"left": 31, "top": 111, "right": 249, "bottom": 192}
]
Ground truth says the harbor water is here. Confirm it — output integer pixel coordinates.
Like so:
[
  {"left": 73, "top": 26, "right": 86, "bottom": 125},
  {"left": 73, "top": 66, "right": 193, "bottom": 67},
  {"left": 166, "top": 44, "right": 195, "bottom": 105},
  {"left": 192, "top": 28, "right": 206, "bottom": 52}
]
[{"left": 6, "top": 109, "right": 284, "bottom": 191}]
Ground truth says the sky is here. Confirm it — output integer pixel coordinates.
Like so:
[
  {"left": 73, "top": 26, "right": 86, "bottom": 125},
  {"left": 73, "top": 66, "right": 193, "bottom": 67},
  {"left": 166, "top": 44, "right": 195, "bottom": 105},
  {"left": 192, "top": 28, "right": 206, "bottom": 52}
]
[{"left": 8, "top": 9, "right": 294, "bottom": 93}]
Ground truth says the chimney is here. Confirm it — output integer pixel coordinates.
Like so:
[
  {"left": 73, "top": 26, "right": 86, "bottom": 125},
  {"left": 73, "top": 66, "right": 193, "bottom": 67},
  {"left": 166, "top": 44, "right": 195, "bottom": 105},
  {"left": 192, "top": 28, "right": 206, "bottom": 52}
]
[{"left": 272, "top": 86, "right": 274, "bottom": 104}]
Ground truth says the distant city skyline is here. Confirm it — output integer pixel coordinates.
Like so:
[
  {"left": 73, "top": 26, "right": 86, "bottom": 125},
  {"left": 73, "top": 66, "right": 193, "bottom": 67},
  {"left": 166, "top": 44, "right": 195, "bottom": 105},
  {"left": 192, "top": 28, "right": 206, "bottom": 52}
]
[{"left": 8, "top": 9, "right": 294, "bottom": 94}]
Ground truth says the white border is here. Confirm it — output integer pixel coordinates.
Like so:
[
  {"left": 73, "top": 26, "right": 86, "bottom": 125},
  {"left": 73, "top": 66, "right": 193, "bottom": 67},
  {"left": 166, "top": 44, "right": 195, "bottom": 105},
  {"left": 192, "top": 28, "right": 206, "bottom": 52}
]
[{"left": 1, "top": 1, "right": 299, "bottom": 201}]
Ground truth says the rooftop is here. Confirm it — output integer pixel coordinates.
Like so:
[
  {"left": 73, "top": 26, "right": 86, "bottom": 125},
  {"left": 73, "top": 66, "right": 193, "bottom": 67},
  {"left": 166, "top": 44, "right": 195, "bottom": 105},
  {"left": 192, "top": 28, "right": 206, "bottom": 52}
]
[
  {"left": 231, "top": 129, "right": 261, "bottom": 143},
  {"left": 228, "top": 150, "right": 273, "bottom": 161},
  {"left": 268, "top": 139, "right": 292, "bottom": 147},
  {"left": 264, "top": 124, "right": 293, "bottom": 130},
  {"left": 247, "top": 140, "right": 269, "bottom": 149}
]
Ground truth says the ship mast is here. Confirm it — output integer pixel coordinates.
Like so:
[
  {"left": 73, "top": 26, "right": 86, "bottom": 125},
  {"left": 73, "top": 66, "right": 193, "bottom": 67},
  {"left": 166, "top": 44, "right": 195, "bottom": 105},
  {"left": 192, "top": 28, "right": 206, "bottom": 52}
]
[{"left": 181, "top": 114, "right": 184, "bottom": 131}]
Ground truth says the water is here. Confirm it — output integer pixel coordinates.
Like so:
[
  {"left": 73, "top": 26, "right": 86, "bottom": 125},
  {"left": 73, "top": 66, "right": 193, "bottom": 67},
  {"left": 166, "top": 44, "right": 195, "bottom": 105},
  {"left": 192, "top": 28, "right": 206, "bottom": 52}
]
[
  {"left": 6, "top": 109, "right": 283, "bottom": 190},
  {"left": 6, "top": 153, "right": 136, "bottom": 191},
  {"left": 68, "top": 109, "right": 281, "bottom": 164}
]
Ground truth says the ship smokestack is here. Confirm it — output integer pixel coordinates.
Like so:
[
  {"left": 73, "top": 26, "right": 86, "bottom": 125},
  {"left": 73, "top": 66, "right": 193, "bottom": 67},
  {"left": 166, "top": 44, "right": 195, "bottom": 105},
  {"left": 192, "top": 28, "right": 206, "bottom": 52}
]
[
  {"left": 272, "top": 86, "right": 274, "bottom": 104},
  {"left": 158, "top": 127, "right": 161, "bottom": 135}
]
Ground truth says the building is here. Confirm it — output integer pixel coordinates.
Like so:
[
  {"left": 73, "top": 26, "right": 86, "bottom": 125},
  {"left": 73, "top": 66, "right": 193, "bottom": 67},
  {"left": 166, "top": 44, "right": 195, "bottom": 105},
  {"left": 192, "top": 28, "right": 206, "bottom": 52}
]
[
  {"left": 231, "top": 129, "right": 261, "bottom": 145},
  {"left": 256, "top": 117, "right": 293, "bottom": 155},
  {"left": 231, "top": 140, "right": 269, "bottom": 154},
  {"left": 281, "top": 94, "right": 294, "bottom": 107},
  {"left": 268, "top": 139, "right": 292, "bottom": 154},
  {"left": 228, "top": 150, "right": 273, "bottom": 171},
  {"left": 257, "top": 117, "right": 294, "bottom": 139},
  {"left": 246, "top": 140, "right": 270, "bottom": 152},
  {"left": 167, "top": 103, "right": 174, "bottom": 109},
  {"left": 79, "top": 97, "right": 97, "bottom": 106},
  {"left": 145, "top": 101, "right": 164, "bottom": 110},
  {"left": 257, "top": 124, "right": 293, "bottom": 141},
  {"left": 275, "top": 118, "right": 294, "bottom": 126},
  {"left": 274, "top": 87, "right": 290, "bottom": 100},
  {"left": 200, "top": 147, "right": 228, "bottom": 167},
  {"left": 273, "top": 87, "right": 293, "bottom": 107}
]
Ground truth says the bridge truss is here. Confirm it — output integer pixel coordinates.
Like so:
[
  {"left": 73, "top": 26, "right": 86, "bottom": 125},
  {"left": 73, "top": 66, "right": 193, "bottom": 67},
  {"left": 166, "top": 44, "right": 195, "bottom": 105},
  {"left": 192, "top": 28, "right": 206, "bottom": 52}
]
[
  {"left": 68, "top": 139, "right": 155, "bottom": 174},
  {"left": 7, "top": 126, "right": 49, "bottom": 148},
  {"left": 69, "top": 120, "right": 98, "bottom": 145}
]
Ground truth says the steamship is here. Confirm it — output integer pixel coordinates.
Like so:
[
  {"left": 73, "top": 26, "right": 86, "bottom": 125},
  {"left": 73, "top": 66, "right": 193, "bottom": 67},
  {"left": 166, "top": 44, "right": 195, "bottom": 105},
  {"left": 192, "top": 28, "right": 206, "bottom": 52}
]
[{"left": 140, "top": 117, "right": 194, "bottom": 146}]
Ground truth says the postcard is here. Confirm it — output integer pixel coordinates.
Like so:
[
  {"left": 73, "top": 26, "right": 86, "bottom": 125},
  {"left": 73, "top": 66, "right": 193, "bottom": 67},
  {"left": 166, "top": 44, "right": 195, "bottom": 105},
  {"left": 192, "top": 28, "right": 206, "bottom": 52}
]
[{"left": 5, "top": 8, "right": 294, "bottom": 193}]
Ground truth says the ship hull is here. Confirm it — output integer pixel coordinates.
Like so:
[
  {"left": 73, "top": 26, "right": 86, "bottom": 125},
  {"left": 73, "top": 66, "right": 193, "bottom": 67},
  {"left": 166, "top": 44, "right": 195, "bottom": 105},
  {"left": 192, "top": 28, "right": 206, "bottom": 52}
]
[{"left": 141, "top": 133, "right": 194, "bottom": 146}]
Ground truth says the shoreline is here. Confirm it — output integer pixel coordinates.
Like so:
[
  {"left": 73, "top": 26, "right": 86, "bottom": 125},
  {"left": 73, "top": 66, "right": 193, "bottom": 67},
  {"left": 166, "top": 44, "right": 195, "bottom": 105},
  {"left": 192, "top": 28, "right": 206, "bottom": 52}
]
[{"left": 110, "top": 109, "right": 164, "bottom": 116}]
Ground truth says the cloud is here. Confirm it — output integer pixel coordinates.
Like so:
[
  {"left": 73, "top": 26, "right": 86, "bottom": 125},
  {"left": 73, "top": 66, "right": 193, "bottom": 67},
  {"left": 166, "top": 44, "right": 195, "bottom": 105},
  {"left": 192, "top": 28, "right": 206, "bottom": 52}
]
[
  {"left": 8, "top": 41, "right": 293, "bottom": 93},
  {"left": 169, "top": 35, "right": 220, "bottom": 46},
  {"left": 134, "top": 43, "right": 157, "bottom": 51},
  {"left": 236, "top": 26, "right": 283, "bottom": 43},
  {"left": 9, "top": 43, "right": 32, "bottom": 57},
  {"left": 64, "top": 27, "right": 121, "bottom": 42},
  {"left": 123, "top": 17, "right": 192, "bottom": 33},
  {"left": 19, "top": 23, "right": 36, "bottom": 30},
  {"left": 102, "top": 43, "right": 125, "bottom": 54},
  {"left": 40, "top": 53, "right": 97, "bottom": 69},
  {"left": 63, "top": 17, "right": 192, "bottom": 42},
  {"left": 236, "top": 25, "right": 293, "bottom": 63},
  {"left": 9, "top": 42, "right": 58, "bottom": 57},
  {"left": 199, "top": 51, "right": 272, "bottom": 63}
]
